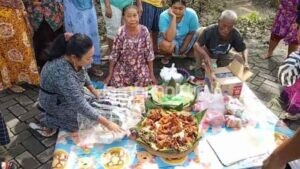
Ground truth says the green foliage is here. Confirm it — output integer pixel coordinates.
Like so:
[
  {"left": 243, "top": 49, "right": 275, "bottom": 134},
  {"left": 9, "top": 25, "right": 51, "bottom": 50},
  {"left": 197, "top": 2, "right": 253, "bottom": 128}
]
[
  {"left": 237, "top": 11, "right": 273, "bottom": 39},
  {"left": 239, "top": 11, "right": 262, "bottom": 24}
]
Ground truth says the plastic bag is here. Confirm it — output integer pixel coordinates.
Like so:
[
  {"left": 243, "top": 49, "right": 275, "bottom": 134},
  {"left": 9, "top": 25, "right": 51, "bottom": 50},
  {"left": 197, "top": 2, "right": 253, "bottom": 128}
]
[
  {"left": 76, "top": 87, "right": 147, "bottom": 147},
  {"left": 160, "top": 63, "right": 184, "bottom": 83}
]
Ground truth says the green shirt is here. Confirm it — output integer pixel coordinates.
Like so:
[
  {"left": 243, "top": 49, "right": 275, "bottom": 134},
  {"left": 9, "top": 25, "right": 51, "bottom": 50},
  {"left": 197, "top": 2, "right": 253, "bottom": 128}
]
[{"left": 100, "top": 0, "right": 133, "bottom": 10}]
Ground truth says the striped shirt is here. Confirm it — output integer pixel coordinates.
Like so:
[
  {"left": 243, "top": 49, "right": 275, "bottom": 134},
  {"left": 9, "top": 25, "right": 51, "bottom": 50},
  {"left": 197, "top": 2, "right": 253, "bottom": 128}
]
[{"left": 278, "top": 51, "right": 300, "bottom": 86}]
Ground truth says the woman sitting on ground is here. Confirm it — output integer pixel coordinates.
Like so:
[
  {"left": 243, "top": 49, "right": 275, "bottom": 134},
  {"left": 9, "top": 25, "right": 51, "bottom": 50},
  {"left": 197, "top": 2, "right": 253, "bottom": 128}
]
[
  {"left": 29, "top": 33, "right": 123, "bottom": 137},
  {"left": 104, "top": 5, "right": 157, "bottom": 87},
  {"left": 158, "top": 0, "right": 200, "bottom": 64}
]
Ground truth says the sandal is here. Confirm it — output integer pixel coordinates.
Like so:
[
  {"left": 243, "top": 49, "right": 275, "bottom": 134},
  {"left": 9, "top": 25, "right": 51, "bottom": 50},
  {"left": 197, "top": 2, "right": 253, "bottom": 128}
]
[
  {"left": 29, "top": 122, "right": 57, "bottom": 138},
  {"left": 1, "top": 161, "right": 18, "bottom": 169},
  {"left": 9, "top": 85, "right": 25, "bottom": 93}
]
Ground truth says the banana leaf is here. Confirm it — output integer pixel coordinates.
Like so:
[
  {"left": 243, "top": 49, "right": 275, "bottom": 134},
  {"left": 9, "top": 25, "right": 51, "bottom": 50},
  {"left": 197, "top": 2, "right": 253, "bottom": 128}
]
[
  {"left": 134, "top": 109, "right": 206, "bottom": 153},
  {"left": 148, "top": 84, "right": 196, "bottom": 111}
]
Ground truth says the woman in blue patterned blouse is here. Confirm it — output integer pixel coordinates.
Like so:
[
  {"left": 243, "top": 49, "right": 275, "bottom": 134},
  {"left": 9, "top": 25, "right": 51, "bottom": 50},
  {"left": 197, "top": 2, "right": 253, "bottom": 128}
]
[{"left": 29, "top": 33, "right": 123, "bottom": 137}]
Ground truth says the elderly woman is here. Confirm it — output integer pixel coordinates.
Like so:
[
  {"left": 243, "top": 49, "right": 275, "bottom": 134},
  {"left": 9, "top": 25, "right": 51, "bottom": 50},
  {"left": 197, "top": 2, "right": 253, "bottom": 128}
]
[
  {"left": 158, "top": 0, "right": 200, "bottom": 64},
  {"left": 29, "top": 33, "right": 123, "bottom": 137},
  {"left": 194, "top": 10, "right": 249, "bottom": 69}
]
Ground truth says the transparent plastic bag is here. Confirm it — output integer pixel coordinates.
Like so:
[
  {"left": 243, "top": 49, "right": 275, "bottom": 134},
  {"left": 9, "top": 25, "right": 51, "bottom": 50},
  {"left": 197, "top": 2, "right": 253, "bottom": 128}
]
[{"left": 76, "top": 88, "right": 146, "bottom": 147}]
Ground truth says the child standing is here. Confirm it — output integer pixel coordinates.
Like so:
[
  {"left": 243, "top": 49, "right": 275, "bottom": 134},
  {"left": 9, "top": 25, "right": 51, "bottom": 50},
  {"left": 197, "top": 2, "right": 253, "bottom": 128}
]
[
  {"left": 138, "top": 0, "right": 166, "bottom": 53},
  {"left": 100, "top": 0, "right": 141, "bottom": 56},
  {"left": 104, "top": 6, "right": 157, "bottom": 87}
]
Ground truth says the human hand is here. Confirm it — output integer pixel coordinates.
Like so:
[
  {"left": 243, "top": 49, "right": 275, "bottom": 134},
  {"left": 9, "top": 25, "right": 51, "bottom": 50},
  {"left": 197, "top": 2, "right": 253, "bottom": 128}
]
[
  {"left": 93, "top": 89, "right": 100, "bottom": 99},
  {"left": 103, "top": 75, "right": 112, "bottom": 85},
  {"left": 168, "top": 8, "right": 176, "bottom": 17},
  {"left": 244, "top": 63, "right": 250, "bottom": 71},
  {"left": 105, "top": 121, "right": 125, "bottom": 133},
  {"left": 64, "top": 32, "right": 73, "bottom": 41},
  {"left": 105, "top": 6, "right": 112, "bottom": 18},
  {"left": 137, "top": 4, "right": 143, "bottom": 17}
]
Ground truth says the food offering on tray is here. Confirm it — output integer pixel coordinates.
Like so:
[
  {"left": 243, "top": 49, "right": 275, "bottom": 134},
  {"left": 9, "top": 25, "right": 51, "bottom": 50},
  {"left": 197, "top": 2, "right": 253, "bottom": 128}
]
[
  {"left": 148, "top": 83, "right": 196, "bottom": 110},
  {"left": 101, "top": 147, "right": 130, "bottom": 169},
  {"left": 133, "top": 108, "right": 205, "bottom": 158}
]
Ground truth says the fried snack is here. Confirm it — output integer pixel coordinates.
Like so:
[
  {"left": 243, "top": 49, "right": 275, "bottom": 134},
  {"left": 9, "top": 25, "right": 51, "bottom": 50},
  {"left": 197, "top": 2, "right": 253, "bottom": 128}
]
[{"left": 137, "top": 109, "right": 199, "bottom": 153}]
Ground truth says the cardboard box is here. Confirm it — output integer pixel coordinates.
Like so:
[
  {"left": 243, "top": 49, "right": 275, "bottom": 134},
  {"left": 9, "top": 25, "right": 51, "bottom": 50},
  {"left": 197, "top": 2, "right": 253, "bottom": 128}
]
[{"left": 214, "top": 59, "right": 253, "bottom": 98}]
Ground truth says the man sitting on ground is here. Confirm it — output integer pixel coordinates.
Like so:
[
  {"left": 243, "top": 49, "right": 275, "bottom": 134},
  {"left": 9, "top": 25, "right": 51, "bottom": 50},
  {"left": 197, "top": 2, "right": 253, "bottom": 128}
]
[{"left": 194, "top": 10, "right": 250, "bottom": 70}]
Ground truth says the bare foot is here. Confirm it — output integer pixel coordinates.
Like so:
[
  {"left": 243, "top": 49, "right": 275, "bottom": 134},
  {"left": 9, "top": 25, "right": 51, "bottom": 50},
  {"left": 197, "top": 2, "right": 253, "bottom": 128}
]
[
  {"left": 9, "top": 85, "right": 25, "bottom": 93},
  {"left": 261, "top": 53, "right": 272, "bottom": 59}
]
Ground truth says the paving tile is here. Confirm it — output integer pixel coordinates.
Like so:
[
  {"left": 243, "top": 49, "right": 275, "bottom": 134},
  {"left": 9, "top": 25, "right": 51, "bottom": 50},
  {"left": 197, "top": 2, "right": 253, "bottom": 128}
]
[
  {"left": 36, "top": 146, "right": 55, "bottom": 163},
  {"left": 5, "top": 115, "right": 20, "bottom": 128},
  {"left": 250, "top": 76, "right": 265, "bottom": 86},
  {"left": 31, "top": 130, "right": 45, "bottom": 141},
  {"left": 246, "top": 83, "right": 259, "bottom": 91},
  {"left": 5, "top": 130, "right": 32, "bottom": 148},
  {"left": 257, "top": 83, "right": 281, "bottom": 96},
  {"left": 10, "top": 122, "right": 29, "bottom": 135},
  {"left": 0, "top": 109, "right": 10, "bottom": 116},
  {"left": 0, "top": 100, "right": 17, "bottom": 111},
  {"left": 258, "top": 73, "right": 278, "bottom": 82},
  {"left": 19, "top": 108, "right": 41, "bottom": 122},
  {"left": 15, "top": 96, "right": 34, "bottom": 106},
  {"left": 25, "top": 103, "right": 36, "bottom": 111},
  {"left": 0, "top": 146, "right": 8, "bottom": 159},
  {"left": 8, "top": 104, "right": 27, "bottom": 117},
  {"left": 0, "top": 90, "right": 8, "bottom": 98},
  {"left": 23, "top": 90, "right": 38, "bottom": 101},
  {"left": 42, "top": 137, "right": 57, "bottom": 147},
  {"left": 22, "top": 136, "right": 46, "bottom": 156},
  {"left": 264, "top": 79, "right": 282, "bottom": 90},
  {"left": 16, "top": 151, "right": 41, "bottom": 169},
  {"left": 7, "top": 144, "right": 26, "bottom": 158},
  {"left": 0, "top": 94, "right": 19, "bottom": 103}
]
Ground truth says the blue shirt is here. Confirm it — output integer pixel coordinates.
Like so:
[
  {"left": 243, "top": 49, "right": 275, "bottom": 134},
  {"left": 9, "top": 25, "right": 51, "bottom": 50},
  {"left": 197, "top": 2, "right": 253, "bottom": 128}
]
[{"left": 159, "top": 8, "right": 200, "bottom": 46}]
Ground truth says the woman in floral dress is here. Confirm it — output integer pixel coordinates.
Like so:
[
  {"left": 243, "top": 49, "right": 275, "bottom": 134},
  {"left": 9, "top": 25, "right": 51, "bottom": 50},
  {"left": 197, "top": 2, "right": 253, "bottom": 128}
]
[
  {"left": 261, "top": 0, "right": 299, "bottom": 59},
  {"left": 0, "top": 0, "right": 40, "bottom": 92},
  {"left": 104, "top": 5, "right": 157, "bottom": 87}
]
